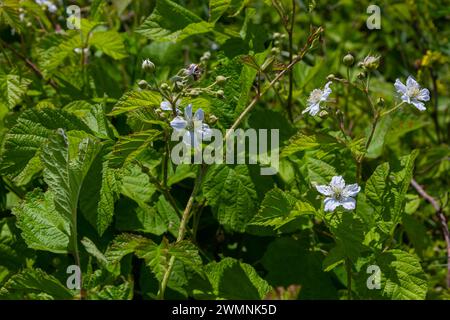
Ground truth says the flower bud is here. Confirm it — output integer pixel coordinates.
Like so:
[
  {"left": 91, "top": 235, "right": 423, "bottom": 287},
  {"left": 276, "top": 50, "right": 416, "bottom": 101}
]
[
  {"left": 356, "top": 71, "right": 366, "bottom": 80},
  {"left": 216, "top": 90, "right": 224, "bottom": 98},
  {"left": 142, "top": 59, "right": 155, "bottom": 73},
  {"left": 376, "top": 97, "right": 385, "bottom": 107},
  {"left": 201, "top": 51, "right": 211, "bottom": 61},
  {"left": 160, "top": 83, "right": 170, "bottom": 91},
  {"left": 273, "top": 32, "right": 281, "bottom": 39},
  {"left": 343, "top": 53, "right": 354, "bottom": 66},
  {"left": 137, "top": 80, "right": 149, "bottom": 89},
  {"left": 319, "top": 110, "right": 328, "bottom": 117},
  {"left": 216, "top": 75, "right": 227, "bottom": 85},
  {"left": 360, "top": 55, "right": 380, "bottom": 71},
  {"left": 271, "top": 47, "right": 280, "bottom": 55},
  {"left": 326, "top": 74, "right": 336, "bottom": 81},
  {"left": 208, "top": 114, "right": 218, "bottom": 124}
]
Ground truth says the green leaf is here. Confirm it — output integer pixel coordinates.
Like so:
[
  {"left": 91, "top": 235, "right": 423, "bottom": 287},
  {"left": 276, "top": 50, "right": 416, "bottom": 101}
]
[
  {"left": 365, "top": 150, "right": 419, "bottom": 233},
  {"left": 355, "top": 249, "right": 427, "bottom": 300},
  {"left": 109, "top": 130, "right": 162, "bottom": 168},
  {"left": 203, "top": 165, "right": 257, "bottom": 232},
  {"left": 12, "top": 190, "right": 70, "bottom": 254},
  {"left": 41, "top": 130, "right": 102, "bottom": 224},
  {"left": 247, "top": 187, "right": 315, "bottom": 235},
  {"left": 136, "top": 0, "right": 204, "bottom": 41},
  {"left": 89, "top": 30, "right": 127, "bottom": 60},
  {"left": 366, "top": 115, "right": 393, "bottom": 158},
  {"left": 79, "top": 158, "right": 120, "bottom": 236},
  {"left": 205, "top": 257, "right": 271, "bottom": 299},
  {"left": 0, "top": 108, "right": 92, "bottom": 178},
  {"left": 281, "top": 132, "right": 338, "bottom": 158},
  {"left": 109, "top": 90, "right": 162, "bottom": 115},
  {"left": 0, "top": 72, "right": 31, "bottom": 109},
  {"left": 0, "top": 268, "right": 75, "bottom": 300}
]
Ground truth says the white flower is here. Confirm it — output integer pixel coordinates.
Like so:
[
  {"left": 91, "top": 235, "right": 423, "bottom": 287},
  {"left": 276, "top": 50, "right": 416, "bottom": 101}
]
[
  {"left": 184, "top": 64, "right": 202, "bottom": 79},
  {"left": 303, "top": 81, "right": 332, "bottom": 116},
  {"left": 394, "top": 76, "right": 430, "bottom": 111},
  {"left": 316, "top": 176, "right": 360, "bottom": 212},
  {"left": 170, "top": 104, "right": 212, "bottom": 149},
  {"left": 160, "top": 99, "right": 181, "bottom": 114}
]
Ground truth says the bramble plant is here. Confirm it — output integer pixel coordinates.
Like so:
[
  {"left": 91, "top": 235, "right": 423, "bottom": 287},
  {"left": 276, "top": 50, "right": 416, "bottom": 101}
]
[{"left": 0, "top": 0, "right": 449, "bottom": 301}]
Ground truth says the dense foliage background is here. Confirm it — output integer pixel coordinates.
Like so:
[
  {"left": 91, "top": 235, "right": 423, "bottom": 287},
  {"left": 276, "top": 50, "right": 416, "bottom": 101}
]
[{"left": 0, "top": 0, "right": 449, "bottom": 300}]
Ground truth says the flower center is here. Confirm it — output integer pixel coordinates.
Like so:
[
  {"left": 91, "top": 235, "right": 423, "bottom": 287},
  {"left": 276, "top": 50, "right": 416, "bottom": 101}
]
[
  {"left": 406, "top": 86, "right": 420, "bottom": 98},
  {"left": 308, "top": 89, "right": 323, "bottom": 103},
  {"left": 331, "top": 186, "right": 344, "bottom": 200}
]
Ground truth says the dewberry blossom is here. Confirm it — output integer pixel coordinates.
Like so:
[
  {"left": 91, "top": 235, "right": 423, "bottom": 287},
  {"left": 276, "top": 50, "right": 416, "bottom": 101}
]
[
  {"left": 394, "top": 76, "right": 430, "bottom": 111},
  {"left": 303, "top": 81, "right": 332, "bottom": 116},
  {"left": 170, "top": 104, "right": 212, "bottom": 148},
  {"left": 316, "top": 176, "right": 361, "bottom": 212}
]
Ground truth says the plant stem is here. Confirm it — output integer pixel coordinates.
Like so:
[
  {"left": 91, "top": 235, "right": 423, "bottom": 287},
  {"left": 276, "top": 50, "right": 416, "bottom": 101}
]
[
  {"left": 380, "top": 101, "right": 405, "bottom": 117},
  {"left": 286, "top": 0, "right": 296, "bottom": 122},
  {"left": 365, "top": 111, "right": 380, "bottom": 151},
  {"left": 157, "top": 165, "right": 206, "bottom": 299},
  {"left": 411, "top": 178, "right": 450, "bottom": 288}
]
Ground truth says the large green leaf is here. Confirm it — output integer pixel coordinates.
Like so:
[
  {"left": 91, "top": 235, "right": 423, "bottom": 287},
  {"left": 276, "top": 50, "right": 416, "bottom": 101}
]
[
  {"left": 136, "top": 0, "right": 210, "bottom": 42},
  {"left": 0, "top": 108, "right": 92, "bottom": 178},
  {"left": 109, "top": 90, "right": 162, "bottom": 116},
  {"left": 0, "top": 72, "right": 31, "bottom": 109},
  {"left": 247, "top": 187, "right": 315, "bottom": 235},
  {"left": 204, "top": 257, "right": 271, "bottom": 300},
  {"left": 364, "top": 150, "right": 419, "bottom": 233},
  {"left": 203, "top": 165, "right": 258, "bottom": 232},
  {"left": 355, "top": 249, "right": 427, "bottom": 300},
  {"left": 12, "top": 190, "right": 70, "bottom": 254},
  {"left": 0, "top": 268, "right": 75, "bottom": 300},
  {"left": 89, "top": 30, "right": 127, "bottom": 60}
]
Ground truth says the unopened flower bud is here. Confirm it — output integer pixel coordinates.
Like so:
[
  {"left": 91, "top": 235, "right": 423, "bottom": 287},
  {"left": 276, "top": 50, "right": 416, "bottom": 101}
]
[
  {"left": 201, "top": 51, "right": 211, "bottom": 61},
  {"left": 160, "top": 83, "right": 170, "bottom": 91},
  {"left": 189, "top": 89, "right": 200, "bottom": 97},
  {"left": 216, "top": 90, "right": 224, "bottom": 98},
  {"left": 319, "top": 110, "right": 328, "bottom": 117},
  {"left": 216, "top": 75, "right": 227, "bottom": 85},
  {"left": 208, "top": 114, "right": 218, "bottom": 124},
  {"left": 357, "top": 71, "right": 366, "bottom": 79},
  {"left": 138, "top": 80, "right": 149, "bottom": 89},
  {"left": 271, "top": 47, "right": 280, "bottom": 55},
  {"left": 326, "top": 74, "right": 336, "bottom": 81},
  {"left": 273, "top": 32, "right": 281, "bottom": 39},
  {"left": 377, "top": 97, "right": 385, "bottom": 107},
  {"left": 343, "top": 53, "right": 354, "bottom": 66},
  {"left": 142, "top": 59, "right": 155, "bottom": 73}
]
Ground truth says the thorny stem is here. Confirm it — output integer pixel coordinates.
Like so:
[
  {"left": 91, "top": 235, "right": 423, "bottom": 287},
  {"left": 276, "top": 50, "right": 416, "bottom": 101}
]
[
  {"left": 157, "top": 27, "right": 324, "bottom": 299},
  {"left": 411, "top": 179, "right": 450, "bottom": 288}
]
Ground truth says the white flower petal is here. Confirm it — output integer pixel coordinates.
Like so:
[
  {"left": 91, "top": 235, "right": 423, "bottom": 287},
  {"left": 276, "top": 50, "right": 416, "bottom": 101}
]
[
  {"left": 330, "top": 176, "right": 345, "bottom": 190},
  {"left": 406, "top": 76, "right": 419, "bottom": 88},
  {"left": 411, "top": 100, "right": 426, "bottom": 111},
  {"left": 394, "top": 79, "right": 406, "bottom": 94},
  {"left": 170, "top": 116, "right": 187, "bottom": 130},
  {"left": 308, "top": 104, "right": 321, "bottom": 116},
  {"left": 194, "top": 108, "right": 204, "bottom": 121},
  {"left": 316, "top": 185, "right": 333, "bottom": 196},
  {"left": 341, "top": 197, "right": 356, "bottom": 210},
  {"left": 160, "top": 101, "right": 172, "bottom": 111},
  {"left": 324, "top": 197, "right": 340, "bottom": 212},
  {"left": 343, "top": 183, "right": 361, "bottom": 197},
  {"left": 321, "top": 81, "right": 332, "bottom": 99},
  {"left": 417, "top": 88, "right": 430, "bottom": 101},
  {"left": 302, "top": 106, "right": 312, "bottom": 114},
  {"left": 185, "top": 104, "right": 193, "bottom": 119}
]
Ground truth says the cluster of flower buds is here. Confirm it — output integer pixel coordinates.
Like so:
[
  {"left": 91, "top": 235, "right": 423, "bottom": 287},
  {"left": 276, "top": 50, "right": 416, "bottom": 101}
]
[{"left": 358, "top": 55, "right": 380, "bottom": 71}]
